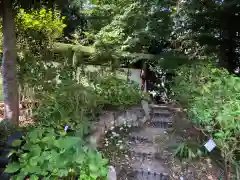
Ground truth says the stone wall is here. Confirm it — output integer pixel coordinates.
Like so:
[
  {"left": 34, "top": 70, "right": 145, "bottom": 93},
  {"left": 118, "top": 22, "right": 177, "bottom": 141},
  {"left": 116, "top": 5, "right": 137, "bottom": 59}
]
[{"left": 89, "top": 105, "right": 147, "bottom": 147}]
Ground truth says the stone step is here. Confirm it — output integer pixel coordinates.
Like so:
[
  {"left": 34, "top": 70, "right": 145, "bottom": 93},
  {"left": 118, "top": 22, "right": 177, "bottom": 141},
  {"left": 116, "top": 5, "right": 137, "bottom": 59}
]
[
  {"left": 127, "top": 170, "right": 169, "bottom": 180},
  {"left": 129, "top": 158, "right": 169, "bottom": 177},
  {"left": 151, "top": 109, "right": 172, "bottom": 117},
  {"left": 149, "top": 104, "right": 171, "bottom": 110},
  {"left": 127, "top": 106, "right": 145, "bottom": 118},
  {"left": 148, "top": 120, "right": 172, "bottom": 128},
  {"left": 128, "top": 135, "right": 150, "bottom": 143},
  {"left": 151, "top": 116, "right": 172, "bottom": 123},
  {"left": 129, "top": 142, "right": 158, "bottom": 157},
  {"left": 129, "top": 127, "right": 166, "bottom": 143}
]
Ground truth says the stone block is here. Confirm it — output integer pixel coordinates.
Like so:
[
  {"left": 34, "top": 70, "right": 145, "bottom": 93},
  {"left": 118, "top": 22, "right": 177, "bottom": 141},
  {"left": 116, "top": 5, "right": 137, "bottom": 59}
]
[
  {"left": 115, "top": 112, "right": 127, "bottom": 126},
  {"left": 108, "top": 166, "right": 117, "bottom": 180}
]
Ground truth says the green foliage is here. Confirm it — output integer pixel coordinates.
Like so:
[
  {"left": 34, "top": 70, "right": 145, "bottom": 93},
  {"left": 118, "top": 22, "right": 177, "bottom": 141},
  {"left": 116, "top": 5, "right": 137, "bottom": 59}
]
[
  {"left": 16, "top": 8, "right": 66, "bottom": 41},
  {"left": 93, "top": 0, "right": 174, "bottom": 54},
  {"left": 172, "top": 61, "right": 240, "bottom": 166},
  {"left": 14, "top": 8, "right": 67, "bottom": 101},
  {"left": 34, "top": 72, "right": 146, "bottom": 135},
  {"left": 34, "top": 79, "right": 100, "bottom": 137},
  {"left": 171, "top": 141, "right": 208, "bottom": 161},
  {"left": 0, "top": 8, "right": 68, "bottom": 102},
  {"left": 5, "top": 128, "right": 108, "bottom": 180},
  {"left": 172, "top": 0, "right": 240, "bottom": 71},
  {"left": 0, "top": 8, "right": 66, "bottom": 51},
  {"left": 91, "top": 74, "right": 147, "bottom": 109}
]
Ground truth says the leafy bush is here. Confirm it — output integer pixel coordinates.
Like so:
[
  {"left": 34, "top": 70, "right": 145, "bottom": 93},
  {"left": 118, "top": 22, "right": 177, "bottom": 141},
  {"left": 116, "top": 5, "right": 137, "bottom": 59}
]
[
  {"left": 34, "top": 80, "right": 101, "bottom": 137},
  {"left": 172, "top": 62, "right": 240, "bottom": 171},
  {"left": 91, "top": 73, "right": 148, "bottom": 110},
  {"left": 5, "top": 128, "right": 108, "bottom": 180},
  {"left": 34, "top": 73, "right": 146, "bottom": 136}
]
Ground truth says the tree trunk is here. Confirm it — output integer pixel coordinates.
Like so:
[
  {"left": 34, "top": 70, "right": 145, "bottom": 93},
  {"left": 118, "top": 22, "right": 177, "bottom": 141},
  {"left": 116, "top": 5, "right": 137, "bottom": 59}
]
[{"left": 2, "top": 0, "right": 19, "bottom": 125}]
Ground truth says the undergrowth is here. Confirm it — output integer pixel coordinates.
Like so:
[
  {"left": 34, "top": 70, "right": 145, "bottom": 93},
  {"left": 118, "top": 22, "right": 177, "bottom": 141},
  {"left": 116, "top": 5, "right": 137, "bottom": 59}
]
[
  {"left": 171, "top": 61, "right": 240, "bottom": 179},
  {"left": 5, "top": 128, "right": 108, "bottom": 180}
]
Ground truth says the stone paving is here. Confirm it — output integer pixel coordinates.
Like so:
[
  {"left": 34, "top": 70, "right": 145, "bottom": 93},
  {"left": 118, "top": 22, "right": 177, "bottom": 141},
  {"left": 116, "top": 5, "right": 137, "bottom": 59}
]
[{"left": 121, "top": 104, "right": 173, "bottom": 180}]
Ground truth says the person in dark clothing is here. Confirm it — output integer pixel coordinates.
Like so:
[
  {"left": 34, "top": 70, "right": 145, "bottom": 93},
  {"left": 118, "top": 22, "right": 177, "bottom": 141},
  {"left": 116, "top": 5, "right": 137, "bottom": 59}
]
[{"left": 140, "top": 68, "right": 146, "bottom": 91}]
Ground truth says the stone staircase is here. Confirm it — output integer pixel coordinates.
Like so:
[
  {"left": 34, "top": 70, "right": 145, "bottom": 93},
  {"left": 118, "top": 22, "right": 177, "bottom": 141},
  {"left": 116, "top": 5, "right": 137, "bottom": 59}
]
[{"left": 122, "top": 103, "right": 173, "bottom": 180}]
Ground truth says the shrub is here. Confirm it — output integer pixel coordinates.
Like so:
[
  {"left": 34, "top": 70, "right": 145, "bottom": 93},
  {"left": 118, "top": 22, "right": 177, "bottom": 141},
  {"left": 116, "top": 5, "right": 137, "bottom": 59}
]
[
  {"left": 34, "top": 79, "right": 101, "bottom": 137},
  {"left": 32, "top": 74, "right": 146, "bottom": 141},
  {"left": 91, "top": 73, "right": 148, "bottom": 110},
  {"left": 5, "top": 128, "right": 108, "bottom": 180},
  {"left": 34, "top": 72, "right": 147, "bottom": 132},
  {"left": 172, "top": 62, "right": 240, "bottom": 173}
]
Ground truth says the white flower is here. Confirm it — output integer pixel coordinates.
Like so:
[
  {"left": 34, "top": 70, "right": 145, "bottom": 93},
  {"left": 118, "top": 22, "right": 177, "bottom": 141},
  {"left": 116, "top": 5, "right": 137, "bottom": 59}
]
[{"left": 112, "top": 132, "right": 119, "bottom": 137}]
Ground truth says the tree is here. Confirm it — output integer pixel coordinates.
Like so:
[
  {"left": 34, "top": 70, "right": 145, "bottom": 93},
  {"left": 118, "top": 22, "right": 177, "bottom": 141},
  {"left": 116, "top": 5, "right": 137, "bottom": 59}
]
[
  {"left": 172, "top": 0, "right": 240, "bottom": 73},
  {"left": 1, "top": 0, "right": 19, "bottom": 125},
  {"left": 0, "top": 0, "right": 71, "bottom": 125},
  {"left": 88, "top": 0, "right": 175, "bottom": 60}
]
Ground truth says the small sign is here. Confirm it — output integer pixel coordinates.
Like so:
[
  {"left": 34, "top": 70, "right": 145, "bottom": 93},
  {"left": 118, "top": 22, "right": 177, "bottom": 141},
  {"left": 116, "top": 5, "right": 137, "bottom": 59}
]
[
  {"left": 64, "top": 125, "right": 69, "bottom": 132},
  {"left": 204, "top": 139, "right": 216, "bottom": 152}
]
